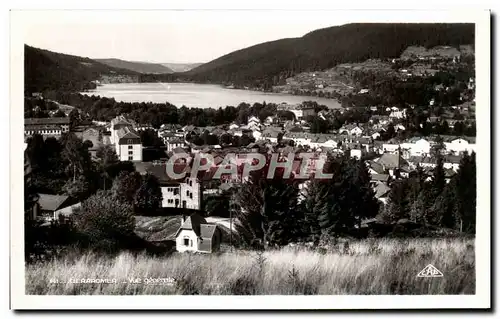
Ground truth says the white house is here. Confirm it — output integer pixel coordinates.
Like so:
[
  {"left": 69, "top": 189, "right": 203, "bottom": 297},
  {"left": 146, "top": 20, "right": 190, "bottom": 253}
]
[
  {"left": 445, "top": 138, "right": 476, "bottom": 155},
  {"left": 403, "top": 138, "right": 432, "bottom": 157},
  {"left": 350, "top": 149, "right": 362, "bottom": 159},
  {"left": 372, "top": 132, "right": 381, "bottom": 140},
  {"left": 114, "top": 127, "right": 142, "bottom": 162},
  {"left": 382, "top": 143, "right": 400, "bottom": 153},
  {"left": 24, "top": 117, "right": 70, "bottom": 139},
  {"left": 322, "top": 139, "right": 338, "bottom": 149},
  {"left": 166, "top": 138, "right": 185, "bottom": 152},
  {"left": 160, "top": 176, "right": 202, "bottom": 210},
  {"left": 253, "top": 130, "right": 262, "bottom": 140},
  {"left": 175, "top": 213, "right": 221, "bottom": 253},
  {"left": 264, "top": 116, "right": 276, "bottom": 125},
  {"left": 110, "top": 115, "right": 136, "bottom": 144},
  {"left": 229, "top": 123, "right": 240, "bottom": 130},
  {"left": 389, "top": 109, "right": 407, "bottom": 119},
  {"left": 248, "top": 115, "right": 260, "bottom": 124},
  {"left": 350, "top": 126, "right": 363, "bottom": 136}
]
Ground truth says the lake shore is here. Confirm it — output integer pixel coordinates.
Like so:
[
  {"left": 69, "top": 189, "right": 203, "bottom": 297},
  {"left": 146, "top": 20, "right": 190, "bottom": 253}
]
[{"left": 84, "top": 82, "right": 342, "bottom": 109}]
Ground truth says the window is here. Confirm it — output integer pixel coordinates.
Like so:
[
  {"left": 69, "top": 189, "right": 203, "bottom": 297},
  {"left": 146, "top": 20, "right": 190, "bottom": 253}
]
[
  {"left": 189, "top": 180, "right": 193, "bottom": 187},
  {"left": 186, "top": 190, "right": 190, "bottom": 196},
  {"left": 183, "top": 238, "right": 189, "bottom": 246},
  {"left": 175, "top": 199, "right": 179, "bottom": 207},
  {"left": 127, "top": 139, "right": 133, "bottom": 144},
  {"left": 174, "top": 189, "right": 179, "bottom": 195},
  {"left": 128, "top": 156, "right": 133, "bottom": 161},
  {"left": 128, "top": 145, "right": 133, "bottom": 149},
  {"left": 190, "top": 193, "right": 193, "bottom": 199},
  {"left": 128, "top": 151, "right": 133, "bottom": 155}
]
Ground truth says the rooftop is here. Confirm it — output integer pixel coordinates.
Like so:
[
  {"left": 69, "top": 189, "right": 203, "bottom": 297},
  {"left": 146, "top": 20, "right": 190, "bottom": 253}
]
[
  {"left": 37, "top": 193, "right": 71, "bottom": 211},
  {"left": 116, "top": 126, "right": 140, "bottom": 140},
  {"left": 25, "top": 117, "right": 70, "bottom": 126}
]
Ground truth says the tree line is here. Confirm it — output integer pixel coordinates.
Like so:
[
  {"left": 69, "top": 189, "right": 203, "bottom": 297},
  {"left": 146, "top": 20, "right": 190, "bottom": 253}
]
[{"left": 232, "top": 149, "right": 476, "bottom": 249}]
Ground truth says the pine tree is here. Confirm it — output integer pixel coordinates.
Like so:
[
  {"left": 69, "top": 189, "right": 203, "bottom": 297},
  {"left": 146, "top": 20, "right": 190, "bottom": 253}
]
[
  {"left": 407, "top": 165, "right": 428, "bottom": 222},
  {"left": 453, "top": 152, "right": 476, "bottom": 233},
  {"left": 301, "top": 180, "right": 329, "bottom": 242},
  {"left": 314, "top": 156, "right": 379, "bottom": 235},
  {"left": 351, "top": 159, "right": 379, "bottom": 227},
  {"left": 431, "top": 154, "right": 446, "bottom": 200},
  {"left": 383, "top": 178, "right": 410, "bottom": 222},
  {"left": 409, "top": 187, "right": 429, "bottom": 224},
  {"left": 233, "top": 155, "right": 301, "bottom": 248},
  {"left": 436, "top": 182, "right": 458, "bottom": 229}
]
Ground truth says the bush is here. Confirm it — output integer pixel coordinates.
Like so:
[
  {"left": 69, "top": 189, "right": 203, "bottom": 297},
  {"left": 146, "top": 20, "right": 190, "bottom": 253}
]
[{"left": 71, "top": 191, "right": 136, "bottom": 253}]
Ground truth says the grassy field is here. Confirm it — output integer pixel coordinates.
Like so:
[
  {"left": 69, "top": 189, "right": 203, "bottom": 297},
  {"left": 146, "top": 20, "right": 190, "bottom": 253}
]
[{"left": 25, "top": 238, "right": 474, "bottom": 295}]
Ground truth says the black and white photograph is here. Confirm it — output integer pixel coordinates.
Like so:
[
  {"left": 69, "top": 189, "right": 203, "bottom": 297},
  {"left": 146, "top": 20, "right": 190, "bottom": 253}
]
[{"left": 9, "top": 7, "right": 491, "bottom": 310}]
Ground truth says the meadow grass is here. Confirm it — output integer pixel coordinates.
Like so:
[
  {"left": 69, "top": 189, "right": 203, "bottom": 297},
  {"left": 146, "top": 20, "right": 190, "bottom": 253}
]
[{"left": 25, "top": 237, "right": 475, "bottom": 295}]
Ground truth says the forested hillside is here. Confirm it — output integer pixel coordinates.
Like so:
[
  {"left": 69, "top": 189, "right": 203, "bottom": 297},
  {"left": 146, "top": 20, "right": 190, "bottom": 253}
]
[
  {"left": 96, "top": 59, "right": 174, "bottom": 74},
  {"left": 24, "top": 45, "right": 139, "bottom": 94},
  {"left": 179, "top": 23, "right": 474, "bottom": 89}
]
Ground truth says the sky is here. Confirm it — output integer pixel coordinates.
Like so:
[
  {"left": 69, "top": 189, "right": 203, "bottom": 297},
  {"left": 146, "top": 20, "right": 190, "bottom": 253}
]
[{"left": 22, "top": 11, "right": 346, "bottom": 64}]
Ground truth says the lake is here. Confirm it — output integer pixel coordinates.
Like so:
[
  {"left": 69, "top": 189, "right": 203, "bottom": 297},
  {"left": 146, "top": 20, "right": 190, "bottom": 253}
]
[{"left": 85, "top": 82, "right": 342, "bottom": 109}]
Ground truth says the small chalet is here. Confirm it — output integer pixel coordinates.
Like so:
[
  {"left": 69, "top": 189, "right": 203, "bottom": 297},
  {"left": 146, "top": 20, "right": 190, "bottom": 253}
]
[
  {"left": 35, "top": 194, "right": 81, "bottom": 222},
  {"left": 175, "top": 213, "right": 222, "bottom": 253}
]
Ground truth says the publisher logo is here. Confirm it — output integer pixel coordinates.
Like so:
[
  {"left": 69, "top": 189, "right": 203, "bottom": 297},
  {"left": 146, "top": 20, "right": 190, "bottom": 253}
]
[{"left": 416, "top": 264, "right": 444, "bottom": 278}]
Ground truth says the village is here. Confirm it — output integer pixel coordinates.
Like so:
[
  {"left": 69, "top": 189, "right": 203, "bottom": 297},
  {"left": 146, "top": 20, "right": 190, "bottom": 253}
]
[{"left": 24, "top": 96, "right": 476, "bottom": 253}]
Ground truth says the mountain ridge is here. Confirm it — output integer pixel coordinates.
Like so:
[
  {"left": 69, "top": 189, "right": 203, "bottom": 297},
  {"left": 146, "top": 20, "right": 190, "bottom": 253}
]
[
  {"left": 182, "top": 23, "right": 474, "bottom": 89},
  {"left": 96, "top": 58, "right": 174, "bottom": 74},
  {"left": 24, "top": 45, "right": 139, "bottom": 94},
  {"left": 160, "top": 62, "right": 204, "bottom": 73}
]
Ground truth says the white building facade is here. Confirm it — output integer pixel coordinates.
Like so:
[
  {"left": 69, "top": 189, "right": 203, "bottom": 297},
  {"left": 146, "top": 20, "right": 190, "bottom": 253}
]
[{"left": 161, "top": 177, "right": 201, "bottom": 210}]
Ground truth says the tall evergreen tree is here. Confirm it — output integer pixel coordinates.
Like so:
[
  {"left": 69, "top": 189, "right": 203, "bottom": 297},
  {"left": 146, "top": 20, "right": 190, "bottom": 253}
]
[
  {"left": 300, "top": 180, "right": 328, "bottom": 242},
  {"left": 436, "top": 181, "right": 458, "bottom": 229},
  {"left": 431, "top": 154, "right": 446, "bottom": 199},
  {"left": 382, "top": 178, "right": 410, "bottom": 222},
  {"left": 407, "top": 165, "right": 428, "bottom": 222},
  {"left": 313, "top": 156, "right": 379, "bottom": 235},
  {"left": 453, "top": 152, "right": 476, "bottom": 233},
  {"left": 233, "top": 154, "right": 302, "bottom": 248}
]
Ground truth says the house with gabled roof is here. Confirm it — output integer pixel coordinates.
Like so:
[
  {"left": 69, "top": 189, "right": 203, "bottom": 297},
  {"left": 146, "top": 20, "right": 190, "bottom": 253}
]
[
  {"left": 141, "top": 162, "right": 202, "bottom": 210},
  {"left": 35, "top": 194, "right": 81, "bottom": 222},
  {"left": 115, "top": 126, "right": 142, "bottom": 162},
  {"left": 110, "top": 115, "right": 136, "bottom": 143},
  {"left": 442, "top": 136, "right": 476, "bottom": 155},
  {"left": 175, "top": 213, "right": 222, "bottom": 253},
  {"left": 374, "top": 182, "right": 391, "bottom": 205},
  {"left": 25, "top": 117, "right": 70, "bottom": 139},
  {"left": 166, "top": 138, "right": 185, "bottom": 152},
  {"left": 376, "top": 153, "right": 410, "bottom": 177}
]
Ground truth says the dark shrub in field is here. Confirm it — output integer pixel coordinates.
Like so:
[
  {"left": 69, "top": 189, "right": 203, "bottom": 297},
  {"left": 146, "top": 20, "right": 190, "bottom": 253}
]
[{"left": 71, "top": 190, "right": 137, "bottom": 253}]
